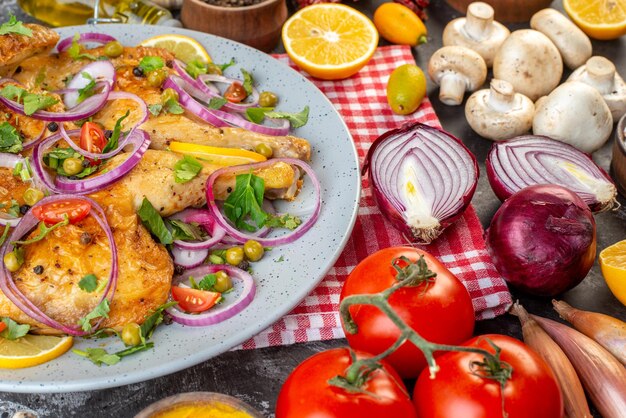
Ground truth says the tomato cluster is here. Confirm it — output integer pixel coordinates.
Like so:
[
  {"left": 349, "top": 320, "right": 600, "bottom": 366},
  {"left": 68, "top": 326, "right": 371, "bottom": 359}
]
[{"left": 276, "top": 247, "right": 563, "bottom": 418}]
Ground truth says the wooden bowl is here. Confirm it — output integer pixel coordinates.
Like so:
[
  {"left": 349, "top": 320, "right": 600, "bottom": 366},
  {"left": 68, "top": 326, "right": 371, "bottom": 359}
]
[
  {"left": 445, "top": 0, "right": 553, "bottom": 22},
  {"left": 181, "top": 0, "right": 287, "bottom": 52}
]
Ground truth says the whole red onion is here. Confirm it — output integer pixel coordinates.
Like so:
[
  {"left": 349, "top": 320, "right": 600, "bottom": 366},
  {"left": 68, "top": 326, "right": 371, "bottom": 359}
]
[{"left": 486, "top": 184, "right": 596, "bottom": 296}]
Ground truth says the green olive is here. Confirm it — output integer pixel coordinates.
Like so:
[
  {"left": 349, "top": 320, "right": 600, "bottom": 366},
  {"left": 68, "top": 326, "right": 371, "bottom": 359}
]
[
  {"left": 62, "top": 158, "right": 83, "bottom": 176},
  {"left": 259, "top": 91, "right": 278, "bottom": 108},
  {"left": 243, "top": 240, "right": 264, "bottom": 262},
  {"left": 225, "top": 246, "right": 244, "bottom": 266},
  {"left": 121, "top": 322, "right": 142, "bottom": 346},
  {"left": 103, "top": 41, "right": 124, "bottom": 58},
  {"left": 23, "top": 188, "right": 44, "bottom": 206},
  {"left": 147, "top": 68, "right": 168, "bottom": 88},
  {"left": 206, "top": 63, "right": 222, "bottom": 75},
  {"left": 213, "top": 271, "right": 233, "bottom": 293},
  {"left": 3, "top": 251, "right": 22, "bottom": 273},
  {"left": 161, "top": 88, "right": 179, "bottom": 104},
  {"left": 254, "top": 143, "right": 273, "bottom": 159}
]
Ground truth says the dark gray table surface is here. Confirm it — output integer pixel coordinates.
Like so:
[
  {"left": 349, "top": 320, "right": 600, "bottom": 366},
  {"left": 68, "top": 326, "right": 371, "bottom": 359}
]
[{"left": 0, "top": 0, "right": 624, "bottom": 417}]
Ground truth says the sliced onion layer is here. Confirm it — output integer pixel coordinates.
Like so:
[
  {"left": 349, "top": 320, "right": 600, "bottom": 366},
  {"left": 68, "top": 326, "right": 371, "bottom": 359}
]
[
  {"left": 57, "top": 33, "right": 117, "bottom": 53},
  {"left": 163, "top": 75, "right": 228, "bottom": 128},
  {"left": 171, "top": 246, "right": 209, "bottom": 268},
  {"left": 63, "top": 61, "right": 117, "bottom": 108},
  {"left": 166, "top": 264, "right": 255, "bottom": 326},
  {"left": 206, "top": 159, "right": 321, "bottom": 246},
  {"left": 486, "top": 135, "right": 617, "bottom": 212},
  {"left": 363, "top": 122, "right": 479, "bottom": 244},
  {"left": 0, "top": 195, "right": 117, "bottom": 335}
]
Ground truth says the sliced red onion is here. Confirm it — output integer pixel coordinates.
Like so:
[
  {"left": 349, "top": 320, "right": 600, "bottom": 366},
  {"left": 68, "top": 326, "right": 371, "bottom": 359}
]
[
  {"left": 171, "top": 246, "right": 209, "bottom": 268},
  {"left": 486, "top": 135, "right": 617, "bottom": 213},
  {"left": 32, "top": 129, "right": 151, "bottom": 194},
  {"left": 166, "top": 264, "right": 255, "bottom": 326},
  {"left": 0, "top": 79, "right": 111, "bottom": 122},
  {"left": 173, "top": 219, "right": 226, "bottom": 251},
  {"left": 171, "top": 59, "right": 219, "bottom": 95},
  {"left": 0, "top": 153, "right": 26, "bottom": 227},
  {"left": 163, "top": 75, "right": 228, "bottom": 128},
  {"left": 63, "top": 61, "right": 117, "bottom": 108},
  {"left": 362, "top": 122, "right": 479, "bottom": 244},
  {"left": 206, "top": 159, "right": 321, "bottom": 246},
  {"left": 56, "top": 33, "right": 117, "bottom": 53},
  {"left": 198, "top": 74, "right": 259, "bottom": 112},
  {"left": 207, "top": 108, "right": 290, "bottom": 136},
  {"left": 168, "top": 208, "right": 215, "bottom": 226},
  {"left": 219, "top": 199, "right": 275, "bottom": 244},
  {"left": 0, "top": 195, "right": 117, "bottom": 335}
]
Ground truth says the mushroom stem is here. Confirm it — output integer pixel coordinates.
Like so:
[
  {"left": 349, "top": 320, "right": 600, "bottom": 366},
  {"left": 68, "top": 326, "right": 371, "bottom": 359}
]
[
  {"left": 439, "top": 75, "right": 466, "bottom": 106},
  {"left": 488, "top": 79, "right": 515, "bottom": 113},
  {"left": 464, "top": 2, "right": 493, "bottom": 41},
  {"left": 586, "top": 57, "right": 616, "bottom": 94}
]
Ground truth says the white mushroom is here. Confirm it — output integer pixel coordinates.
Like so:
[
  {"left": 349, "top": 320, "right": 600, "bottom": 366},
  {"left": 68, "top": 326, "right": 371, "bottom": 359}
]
[
  {"left": 530, "top": 8, "right": 592, "bottom": 70},
  {"left": 493, "top": 29, "right": 563, "bottom": 101},
  {"left": 442, "top": 2, "right": 510, "bottom": 67},
  {"left": 428, "top": 46, "right": 487, "bottom": 106},
  {"left": 465, "top": 79, "right": 535, "bottom": 141},
  {"left": 568, "top": 56, "right": 626, "bottom": 121},
  {"left": 533, "top": 81, "right": 613, "bottom": 153}
]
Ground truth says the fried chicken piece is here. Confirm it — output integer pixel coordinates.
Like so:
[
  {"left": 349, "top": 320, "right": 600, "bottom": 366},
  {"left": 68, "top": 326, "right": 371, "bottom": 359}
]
[{"left": 0, "top": 24, "right": 59, "bottom": 77}]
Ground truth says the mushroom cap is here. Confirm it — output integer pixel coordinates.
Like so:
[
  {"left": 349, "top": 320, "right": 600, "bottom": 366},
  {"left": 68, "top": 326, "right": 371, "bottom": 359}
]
[
  {"left": 465, "top": 79, "right": 535, "bottom": 141},
  {"left": 427, "top": 45, "right": 487, "bottom": 90},
  {"left": 493, "top": 29, "right": 563, "bottom": 101},
  {"left": 533, "top": 81, "right": 613, "bottom": 153}
]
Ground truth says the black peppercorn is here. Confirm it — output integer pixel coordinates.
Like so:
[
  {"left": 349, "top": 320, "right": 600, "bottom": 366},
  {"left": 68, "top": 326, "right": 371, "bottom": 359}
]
[
  {"left": 33, "top": 265, "right": 44, "bottom": 275},
  {"left": 19, "top": 205, "right": 30, "bottom": 215},
  {"left": 133, "top": 67, "right": 144, "bottom": 77},
  {"left": 47, "top": 122, "right": 58, "bottom": 132},
  {"left": 104, "top": 130, "right": 113, "bottom": 139},
  {"left": 82, "top": 159, "right": 90, "bottom": 168},
  {"left": 174, "top": 264, "right": 186, "bottom": 276},
  {"left": 237, "top": 259, "right": 250, "bottom": 271},
  {"left": 80, "top": 232, "right": 92, "bottom": 245}
]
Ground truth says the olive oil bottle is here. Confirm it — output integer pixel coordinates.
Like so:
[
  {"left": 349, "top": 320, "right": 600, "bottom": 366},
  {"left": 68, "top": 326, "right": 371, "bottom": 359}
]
[{"left": 18, "top": 0, "right": 181, "bottom": 27}]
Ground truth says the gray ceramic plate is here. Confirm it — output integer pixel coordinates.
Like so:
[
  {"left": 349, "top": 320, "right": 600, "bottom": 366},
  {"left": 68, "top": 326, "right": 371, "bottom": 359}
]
[{"left": 0, "top": 24, "right": 359, "bottom": 392}]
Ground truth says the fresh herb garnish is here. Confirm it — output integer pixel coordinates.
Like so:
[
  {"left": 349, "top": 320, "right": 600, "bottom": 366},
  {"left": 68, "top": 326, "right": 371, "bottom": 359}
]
[
  {"left": 67, "top": 34, "right": 97, "bottom": 61},
  {"left": 12, "top": 216, "right": 69, "bottom": 246},
  {"left": 0, "top": 317, "right": 30, "bottom": 340},
  {"left": 174, "top": 155, "right": 202, "bottom": 184},
  {"left": 137, "top": 197, "right": 172, "bottom": 245},
  {"left": 244, "top": 106, "right": 309, "bottom": 128},
  {"left": 0, "top": 85, "right": 58, "bottom": 116},
  {"left": 0, "top": 121, "right": 23, "bottom": 153},
  {"left": 148, "top": 99, "right": 184, "bottom": 116},
  {"left": 185, "top": 60, "right": 207, "bottom": 79},
  {"left": 101, "top": 110, "right": 129, "bottom": 154},
  {"left": 73, "top": 347, "right": 120, "bottom": 366},
  {"left": 275, "top": 255, "right": 285, "bottom": 263},
  {"left": 245, "top": 107, "right": 273, "bottom": 124},
  {"left": 139, "top": 301, "right": 177, "bottom": 343},
  {"left": 265, "top": 213, "right": 302, "bottom": 230},
  {"left": 0, "top": 225, "right": 10, "bottom": 247},
  {"left": 76, "top": 72, "right": 96, "bottom": 104},
  {"left": 0, "top": 15, "right": 32, "bottom": 37},
  {"left": 224, "top": 173, "right": 267, "bottom": 232},
  {"left": 138, "top": 56, "right": 164, "bottom": 73},
  {"left": 78, "top": 299, "right": 110, "bottom": 332},
  {"left": 6, "top": 199, "right": 20, "bottom": 218},
  {"left": 148, "top": 104, "right": 162, "bottom": 116},
  {"left": 43, "top": 147, "right": 98, "bottom": 178},
  {"left": 78, "top": 274, "right": 98, "bottom": 293},
  {"left": 198, "top": 274, "right": 217, "bottom": 290},
  {"left": 240, "top": 68, "right": 254, "bottom": 96},
  {"left": 168, "top": 219, "right": 206, "bottom": 241},
  {"left": 216, "top": 58, "right": 236, "bottom": 72},
  {"left": 34, "top": 68, "right": 46, "bottom": 87},
  {"left": 207, "top": 97, "right": 227, "bottom": 110}
]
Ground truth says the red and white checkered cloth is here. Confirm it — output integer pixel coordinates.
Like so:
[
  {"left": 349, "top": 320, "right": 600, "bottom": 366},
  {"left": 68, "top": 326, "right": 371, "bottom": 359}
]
[{"left": 236, "top": 45, "right": 512, "bottom": 350}]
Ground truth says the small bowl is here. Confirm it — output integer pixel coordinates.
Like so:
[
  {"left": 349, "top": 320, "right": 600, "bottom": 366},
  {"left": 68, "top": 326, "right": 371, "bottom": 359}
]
[
  {"left": 134, "top": 392, "right": 265, "bottom": 418},
  {"left": 181, "top": 0, "right": 287, "bottom": 52},
  {"left": 445, "top": 0, "right": 553, "bottom": 22},
  {"left": 611, "top": 114, "right": 626, "bottom": 196}
]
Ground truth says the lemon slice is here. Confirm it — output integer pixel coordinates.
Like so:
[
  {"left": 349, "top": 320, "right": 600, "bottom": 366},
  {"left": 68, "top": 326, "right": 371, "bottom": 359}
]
[
  {"left": 599, "top": 240, "right": 626, "bottom": 306},
  {"left": 282, "top": 3, "right": 379, "bottom": 80},
  {"left": 139, "top": 34, "right": 212, "bottom": 63},
  {"left": 563, "top": 0, "right": 626, "bottom": 40},
  {"left": 169, "top": 142, "right": 267, "bottom": 166},
  {"left": 0, "top": 334, "right": 73, "bottom": 369}
]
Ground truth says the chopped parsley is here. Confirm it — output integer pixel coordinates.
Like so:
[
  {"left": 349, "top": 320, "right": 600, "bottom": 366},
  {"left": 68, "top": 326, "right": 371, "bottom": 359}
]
[
  {"left": 76, "top": 72, "right": 97, "bottom": 104},
  {"left": 78, "top": 299, "right": 110, "bottom": 332},
  {"left": 138, "top": 56, "right": 164, "bottom": 73},
  {"left": 0, "top": 15, "right": 32, "bottom": 37},
  {"left": 73, "top": 347, "right": 120, "bottom": 366},
  {"left": 0, "top": 85, "right": 58, "bottom": 116},
  {"left": 168, "top": 219, "right": 206, "bottom": 242},
  {"left": 101, "top": 111, "right": 129, "bottom": 154},
  {"left": 0, "top": 317, "right": 30, "bottom": 340},
  {"left": 173, "top": 155, "right": 202, "bottom": 183},
  {"left": 137, "top": 197, "right": 172, "bottom": 245},
  {"left": 245, "top": 106, "right": 309, "bottom": 128},
  {"left": 43, "top": 147, "right": 99, "bottom": 178},
  {"left": 0, "top": 225, "right": 9, "bottom": 247},
  {"left": 6, "top": 199, "right": 20, "bottom": 218},
  {"left": 148, "top": 104, "right": 162, "bottom": 116},
  {"left": 0, "top": 121, "right": 22, "bottom": 153},
  {"left": 275, "top": 255, "right": 285, "bottom": 263},
  {"left": 185, "top": 58, "right": 235, "bottom": 79},
  {"left": 67, "top": 34, "right": 97, "bottom": 61},
  {"left": 265, "top": 214, "right": 302, "bottom": 230},
  {"left": 147, "top": 99, "right": 184, "bottom": 116},
  {"left": 240, "top": 68, "right": 254, "bottom": 96},
  {"left": 207, "top": 97, "right": 227, "bottom": 110},
  {"left": 12, "top": 216, "right": 69, "bottom": 246},
  {"left": 78, "top": 274, "right": 98, "bottom": 293}
]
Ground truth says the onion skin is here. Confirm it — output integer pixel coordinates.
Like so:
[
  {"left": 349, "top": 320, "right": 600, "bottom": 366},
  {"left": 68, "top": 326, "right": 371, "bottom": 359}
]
[
  {"left": 532, "top": 314, "right": 626, "bottom": 418},
  {"left": 486, "top": 185, "right": 596, "bottom": 296},
  {"left": 553, "top": 300, "right": 626, "bottom": 366},
  {"left": 511, "top": 303, "right": 592, "bottom": 418}
]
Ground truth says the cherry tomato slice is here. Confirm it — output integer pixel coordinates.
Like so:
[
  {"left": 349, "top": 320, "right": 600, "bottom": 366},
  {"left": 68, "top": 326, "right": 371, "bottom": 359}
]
[
  {"left": 0, "top": 321, "right": 6, "bottom": 333},
  {"left": 171, "top": 287, "right": 221, "bottom": 313},
  {"left": 31, "top": 199, "right": 91, "bottom": 225},
  {"left": 224, "top": 82, "right": 248, "bottom": 103}
]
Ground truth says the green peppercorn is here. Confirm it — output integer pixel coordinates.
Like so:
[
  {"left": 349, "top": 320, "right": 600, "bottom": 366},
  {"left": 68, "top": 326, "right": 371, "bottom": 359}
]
[
  {"left": 243, "top": 240, "right": 264, "bottom": 262},
  {"left": 209, "top": 254, "right": 224, "bottom": 265},
  {"left": 254, "top": 143, "right": 273, "bottom": 159},
  {"left": 103, "top": 41, "right": 124, "bottom": 58},
  {"left": 206, "top": 63, "right": 222, "bottom": 75},
  {"left": 147, "top": 68, "right": 168, "bottom": 88},
  {"left": 213, "top": 271, "right": 233, "bottom": 293},
  {"left": 121, "top": 322, "right": 142, "bottom": 346},
  {"left": 3, "top": 251, "right": 22, "bottom": 273},
  {"left": 23, "top": 188, "right": 44, "bottom": 206},
  {"left": 259, "top": 91, "right": 278, "bottom": 107},
  {"left": 161, "top": 88, "right": 179, "bottom": 104},
  {"left": 225, "top": 246, "right": 244, "bottom": 266},
  {"left": 62, "top": 158, "right": 83, "bottom": 176}
]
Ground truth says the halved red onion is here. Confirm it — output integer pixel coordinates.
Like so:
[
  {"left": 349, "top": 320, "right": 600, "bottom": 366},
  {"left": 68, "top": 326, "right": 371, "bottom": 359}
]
[
  {"left": 486, "top": 135, "right": 617, "bottom": 213},
  {"left": 63, "top": 61, "right": 117, "bottom": 108},
  {"left": 32, "top": 129, "right": 151, "bottom": 194},
  {"left": 206, "top": 158, "right": 321, "bottom": 246},
  {"left": 171, "top": 246, "right": 209, "bottom": 268},
  {"left": 56, "top": 33, "right": 117, "bottom": 53},
  {"left": 0, "top": 153, "right": 26, "bottom": 227},
  {"left": 166, "top": 264, "right": 255, "bottom": 326},
  {"left": 163, "top": 75, "right": 228, "bottom": 128},
  {"left": 0, "top": 195, "right": 117, "bottom": 335},
  {"left": 362, "top": 122, "right": 479, "bottom": 244},
  {"left": 0, "top": 79, "right": 111, "bottom": 122}
]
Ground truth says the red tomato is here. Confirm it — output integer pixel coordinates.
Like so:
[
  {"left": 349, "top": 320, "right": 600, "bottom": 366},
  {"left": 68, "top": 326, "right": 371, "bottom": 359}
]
[
  {"left": 340, "top": 247, "right": 475, "bottom": 378},
  {"left": 32, "top": 199, "right": 91, "bottom": 224},
  {"left": 171, "top": 287, "right": 220, "bottom": 313},
  {"left": 0, "top": 321, "right": 6, "bottom": 333},
  {"left": 224, "top": 82, "right": 247, "bottom": 103},
  {"left": 276, "top": 347, "right": 417, "bottom": 418},
  {"left": 413, "top": 334, "right": 563, "bottom": 418},
  {"left": 79, "top": 122, "right": 107, "bottom": 154}
]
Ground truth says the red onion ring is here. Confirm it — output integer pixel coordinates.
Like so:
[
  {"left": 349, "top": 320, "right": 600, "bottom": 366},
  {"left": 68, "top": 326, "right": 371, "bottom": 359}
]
[
  {"left": 56, "top": 33, "right": 117, "bottom": 53},
  {"left": 206, "top": 159, "right": 321, "bottom": 246},
  {"left": 171, "top": 59, "right": 219, "bottom": 95},
  {"left": 0, "top": 195, "right": 117, "bottom": 336},
  {"left": 198, "top": 74, "right": 260, "bottom": 112},
  {"left": 219, "top": 199, "right": 275, "bottom": 244},
  {"left": 63, "top": 61, "right": 117, "bottom": 109},
  {"left": 163, "top": 75, "right": 228, "bottom": 128},
  {"left": 165, "top": 264, "right": 255, "bottom": 326},
  {"left": 173, "top": 219, "right": 226, "bottom": 251},
  {"left": 171, "top": 246, "right": 209, "bottom": 268},
  {"left": 206, "top": 108, "right": 290, "bottom": 136}
]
